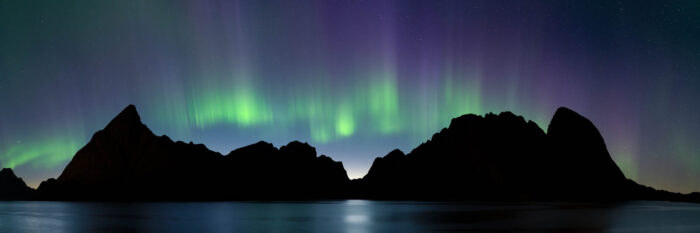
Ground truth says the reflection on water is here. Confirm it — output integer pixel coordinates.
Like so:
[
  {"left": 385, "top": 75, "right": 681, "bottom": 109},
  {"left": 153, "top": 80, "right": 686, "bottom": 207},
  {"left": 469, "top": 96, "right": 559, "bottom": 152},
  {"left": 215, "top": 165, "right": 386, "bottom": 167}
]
[{"left": 0, "top": 200, "right": 699, "bottom": 232}]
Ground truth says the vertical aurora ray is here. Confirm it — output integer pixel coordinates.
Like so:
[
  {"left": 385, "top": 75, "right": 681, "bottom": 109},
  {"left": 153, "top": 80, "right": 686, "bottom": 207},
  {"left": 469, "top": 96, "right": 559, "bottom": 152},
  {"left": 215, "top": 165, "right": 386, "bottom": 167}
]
[
  {"left": 335, "top": 102, "right": 355, "bottom": 137},
  {"left": 367, "top": 71, "right": 402, "bottom": 134},
  {"left": 442, "top": 71, "right": 484, "bottom": 121},
  {"left": 187, "top": 81, "right": 273, "bottom": 129}
]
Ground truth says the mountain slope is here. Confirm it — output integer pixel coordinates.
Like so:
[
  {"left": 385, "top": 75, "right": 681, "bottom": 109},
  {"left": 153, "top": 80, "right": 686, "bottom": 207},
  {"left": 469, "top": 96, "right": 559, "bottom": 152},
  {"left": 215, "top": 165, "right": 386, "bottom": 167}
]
[
  {"left": 38, "top": 105, "right": 349, "bottom": 201},
  {"left": 356, "top": 107, "right": 697, "bottom": 202},
  {"left": 0, "top": 168, "right": 35, "bottom": 200}
]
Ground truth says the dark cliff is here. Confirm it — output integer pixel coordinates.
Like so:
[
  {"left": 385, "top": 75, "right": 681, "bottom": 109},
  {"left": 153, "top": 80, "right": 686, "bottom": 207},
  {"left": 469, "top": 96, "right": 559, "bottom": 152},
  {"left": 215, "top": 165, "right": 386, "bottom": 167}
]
[
  {"left": 356, "top": 107, "right": 695, "bottom": 202},
  {"left": 37, "top": 105, "right": 349, "bottom": 201},
  {"left": 0, "top": 168, "right": 35, "bottom": 200}
]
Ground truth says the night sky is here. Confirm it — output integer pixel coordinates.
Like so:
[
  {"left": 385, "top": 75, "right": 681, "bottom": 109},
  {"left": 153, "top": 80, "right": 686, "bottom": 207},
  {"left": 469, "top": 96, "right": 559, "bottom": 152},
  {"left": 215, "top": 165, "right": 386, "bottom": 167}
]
[{"left": 1, "top": 0, "right": 699, "bottom": 193}]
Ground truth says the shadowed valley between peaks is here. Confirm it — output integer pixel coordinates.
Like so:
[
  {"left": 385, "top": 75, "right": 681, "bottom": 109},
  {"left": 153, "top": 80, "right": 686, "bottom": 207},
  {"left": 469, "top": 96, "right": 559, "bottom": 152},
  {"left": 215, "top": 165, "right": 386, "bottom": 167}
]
[{"left": 1, "top": 105, "right": 698, "bottom": 202}]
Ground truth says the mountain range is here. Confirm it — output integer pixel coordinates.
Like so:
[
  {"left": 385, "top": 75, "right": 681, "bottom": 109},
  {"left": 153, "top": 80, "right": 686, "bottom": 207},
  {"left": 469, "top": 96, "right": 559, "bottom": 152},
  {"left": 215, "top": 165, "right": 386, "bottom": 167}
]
[{"left": 2, "top": 105, "right": 698, "bottom": 202}]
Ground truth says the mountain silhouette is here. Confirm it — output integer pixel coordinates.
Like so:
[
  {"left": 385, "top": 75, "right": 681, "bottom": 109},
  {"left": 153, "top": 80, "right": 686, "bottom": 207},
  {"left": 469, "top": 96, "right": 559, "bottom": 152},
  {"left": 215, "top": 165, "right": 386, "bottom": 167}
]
[
  {"left": 546, "top": 107, "right": 629, "bottom": 199},
  {"left": 0, "top": 168, "right": 35, "bottom": 200},
  {"left": 355, "top": 107, "right": 699, "bottom": 202},
  {"left": 0, "top": 104, "right": 691, "bottom": 202},
  {"left": 37, "top": 105, "right": 349, "bottom": 201}
]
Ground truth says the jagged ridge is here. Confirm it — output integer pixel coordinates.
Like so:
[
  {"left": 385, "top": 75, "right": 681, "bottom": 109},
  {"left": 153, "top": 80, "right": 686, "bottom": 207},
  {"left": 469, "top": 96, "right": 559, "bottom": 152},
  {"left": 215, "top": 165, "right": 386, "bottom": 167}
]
[
  {"left": 355, "top": 107, "right": 699, "bottom": 202},
  {"left": 0, "top": 168, "right": 35, "bottom": 200},
  {"left": 37, "top": 105, "right": 349, "bottom": 201},
  {"left": 0, "top": 105, "right": 695, "bottom": 202}
]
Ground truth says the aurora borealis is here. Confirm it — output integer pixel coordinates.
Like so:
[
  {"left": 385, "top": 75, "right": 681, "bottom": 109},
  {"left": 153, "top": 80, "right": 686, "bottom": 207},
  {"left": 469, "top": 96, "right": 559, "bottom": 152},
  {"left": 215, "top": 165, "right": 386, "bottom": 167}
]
[{"left": 1, "top": 0, "right": 699, "bottom": 193}]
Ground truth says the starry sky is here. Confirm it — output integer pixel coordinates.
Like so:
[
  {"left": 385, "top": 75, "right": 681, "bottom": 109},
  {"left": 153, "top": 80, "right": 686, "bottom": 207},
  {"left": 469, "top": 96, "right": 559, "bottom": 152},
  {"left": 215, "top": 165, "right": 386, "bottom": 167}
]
[{"left": 1, "top": 0, "right": 699, "bottom": 192}]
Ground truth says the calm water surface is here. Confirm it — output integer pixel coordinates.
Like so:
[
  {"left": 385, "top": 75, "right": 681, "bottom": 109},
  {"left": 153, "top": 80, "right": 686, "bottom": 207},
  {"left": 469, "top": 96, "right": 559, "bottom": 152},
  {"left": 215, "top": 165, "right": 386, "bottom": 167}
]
[{"left": 0, "top": 200, "right": 699, "bottom": 232}]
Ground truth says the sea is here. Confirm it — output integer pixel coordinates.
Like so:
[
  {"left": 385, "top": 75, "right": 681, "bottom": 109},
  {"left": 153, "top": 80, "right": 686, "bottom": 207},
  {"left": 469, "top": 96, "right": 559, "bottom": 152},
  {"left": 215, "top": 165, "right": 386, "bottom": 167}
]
[{"left": 0, "top": 200, "right": 698, "bottom": 232}]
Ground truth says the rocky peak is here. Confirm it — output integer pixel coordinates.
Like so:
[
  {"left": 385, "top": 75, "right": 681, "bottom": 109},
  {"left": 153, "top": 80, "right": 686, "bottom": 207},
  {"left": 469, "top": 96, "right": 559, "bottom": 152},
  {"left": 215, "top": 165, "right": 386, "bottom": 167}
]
[
  {"left": 104, "top": 105, "right": 143, "bottom": 131},
  {"left": 547, "top": 106, "right": 627, "bottom": 189},
  {"left": 0, "top": 168, "right": 34, "bottom": 200},
  {"left": 280, "top": 141, "right": 317, "bottom": 160},
  {"left": 383, "top": 149, "right": 406, "bottom": 160},
  {"left": 0, "top": 168, "right": 16, "bottom": 178}
]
